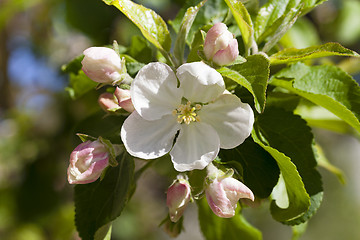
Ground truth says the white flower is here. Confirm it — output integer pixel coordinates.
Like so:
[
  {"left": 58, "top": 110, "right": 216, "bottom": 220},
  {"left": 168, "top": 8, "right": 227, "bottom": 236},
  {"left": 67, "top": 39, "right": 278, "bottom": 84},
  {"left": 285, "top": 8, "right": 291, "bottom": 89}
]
[{"left": 121, "top": 61, "right": 254, "bottom": 172}]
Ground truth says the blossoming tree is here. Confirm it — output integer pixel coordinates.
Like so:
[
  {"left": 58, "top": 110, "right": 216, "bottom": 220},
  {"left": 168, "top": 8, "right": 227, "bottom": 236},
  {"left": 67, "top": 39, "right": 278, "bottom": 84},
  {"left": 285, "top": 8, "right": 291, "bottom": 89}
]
[{"left": 63, "top": 0, "right": 360, "bottom": 239}]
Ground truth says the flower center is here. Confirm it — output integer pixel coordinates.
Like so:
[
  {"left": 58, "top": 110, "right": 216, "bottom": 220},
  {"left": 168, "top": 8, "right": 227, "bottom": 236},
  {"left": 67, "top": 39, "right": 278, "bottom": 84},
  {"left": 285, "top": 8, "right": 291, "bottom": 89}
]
[{"left": 172, "top": 101, "right": 202, "bottom": 125}]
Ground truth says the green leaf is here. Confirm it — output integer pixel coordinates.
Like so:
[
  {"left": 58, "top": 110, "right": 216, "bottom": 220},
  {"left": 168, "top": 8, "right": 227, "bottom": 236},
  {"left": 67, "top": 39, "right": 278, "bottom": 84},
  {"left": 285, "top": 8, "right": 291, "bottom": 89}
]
[
  {"left": 227, "top": 54, "right": 270, "bottom": 112},
  {"left": 169, "top": 0, "right": 228, "bottom": 45},
  {"left": 65, "top": 71, "right": 98, "bottom": 100},
  {"left": 173, "top": 0, "right": 207, "bottom": 66},
  {"left": 62, "top": 54, "right": 98, "bottom": 99},
  {"left": 74, "top": 151, "right": 134, "bottom": 240},
  {"left": 285, "top": 192, "right": 323, "bottom": 225},
  {"left": 252, "top": 132, "right": 310, "bottom": 223},
  {"left": 103, "top": 0, "right": 171, "bottom": 54},
  {"left": 254, "top": 107, "right": 323, "bottom": 223},
  {"left": 314, "top": 144, "right": 345, "bottom": 184},
  {"left": 256, "top": 107, "right": 322, "bottom": 195},
  {"left": 270, "top": 42, "right": 360, "bottom": 65},
  {"left": 295, "top": 103, "right": 355, "bottom": 135},
  {"left": 187, "top": 29, "right": 207, "bottom": 63},
  {"left": 254, "top": 0, "right": 303, "bottom": 52},
  {"left": 219, "top": 138, "right": 280, "bottom": 199},
  {"left": 197, "top": 198, "right": 262, "bottom": 240},
  {"left": 62, "top": 55, "right": 84, "bottom": 74},
  {"left": 261, "top": 5, "right": 301, "bottom": 53},
  {"left": 266, "top": 92, "right": 301, "bottom": 112},
  {"left": 127, "top": 35, "right": 154, "bottom": 64},
  {"left": 291, "top": 222, "right": 307, "bottom": 240},
  {"left": 94, "top": 223, "right": 112, "bottom": 240},
  {"left": 254, "top": 0, "right": 296, "bottom": 40},
  {"left": 224, "top": 0, "right": 254, "bottom": 53},
  {"left": 74, "top": 111, "right": 126, "bottom": 144},
  {"left": 271, "top": 63, "right": 360, "bottom": 133},
  {"left": 280, "top": 18, "right": 321, "bottom": 49},
  {"left": 301, "top": 0, "right": 328, "bottom": 15}
]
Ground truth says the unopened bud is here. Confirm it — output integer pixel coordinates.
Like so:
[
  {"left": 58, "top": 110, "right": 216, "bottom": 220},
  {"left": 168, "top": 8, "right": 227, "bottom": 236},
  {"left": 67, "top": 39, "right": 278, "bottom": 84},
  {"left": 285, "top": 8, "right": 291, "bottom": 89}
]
[
  {"left": 114, "top": 87, "right": 134, "bottom": 113},
  {"left": 98, "top": 92, "right": 120, "bottom": 112},
  {"left": 67, "top": 140, "right": 109, "bottom": 184},
  {"left": 203, "top": 23, "right": 239, "bottom": 66},
  {"left": 205, "top": 164, "right": 254, "bottom": 218},
  {"left": 166, "top": 177, "right": 191, "bottom": 222},
  {"left": 82, "top": 47, "right": 124, "bottom": 84}
]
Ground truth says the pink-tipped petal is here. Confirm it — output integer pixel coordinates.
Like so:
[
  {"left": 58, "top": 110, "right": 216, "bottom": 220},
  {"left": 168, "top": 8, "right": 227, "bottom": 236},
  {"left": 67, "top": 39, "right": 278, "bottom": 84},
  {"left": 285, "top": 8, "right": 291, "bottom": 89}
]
[{"left": 67, "top": 140, "right": 110, "bottom": 184}]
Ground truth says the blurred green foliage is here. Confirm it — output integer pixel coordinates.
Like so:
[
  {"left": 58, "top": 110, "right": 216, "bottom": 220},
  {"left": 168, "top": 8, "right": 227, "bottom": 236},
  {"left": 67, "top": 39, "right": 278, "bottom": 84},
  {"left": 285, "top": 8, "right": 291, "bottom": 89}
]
[{"left": 0, "top": 0, "right": 360, "bottom": 239}]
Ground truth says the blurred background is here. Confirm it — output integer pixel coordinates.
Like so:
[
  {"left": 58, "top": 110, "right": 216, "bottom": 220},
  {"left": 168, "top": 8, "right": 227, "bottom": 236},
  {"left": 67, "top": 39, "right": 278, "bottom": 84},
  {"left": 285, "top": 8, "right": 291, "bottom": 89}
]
[{"left": 0, "top": 0, "right": 359, "bottom": 239}]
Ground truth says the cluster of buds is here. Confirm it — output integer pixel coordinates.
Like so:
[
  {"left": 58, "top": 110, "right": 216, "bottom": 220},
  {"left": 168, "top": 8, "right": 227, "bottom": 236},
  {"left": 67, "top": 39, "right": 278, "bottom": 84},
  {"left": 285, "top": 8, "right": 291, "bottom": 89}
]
[
  {"left": 204, "top": 22, "right": 239, "bottom": 66},
  {"left": 98, "top": 87, "right": 134, "bottom": 113},
  {"left": 81, "top": 46, "right": 135, "bottom": 113},
  {"left": 165, "top": 164, "right": 254, "bottom": 223}
]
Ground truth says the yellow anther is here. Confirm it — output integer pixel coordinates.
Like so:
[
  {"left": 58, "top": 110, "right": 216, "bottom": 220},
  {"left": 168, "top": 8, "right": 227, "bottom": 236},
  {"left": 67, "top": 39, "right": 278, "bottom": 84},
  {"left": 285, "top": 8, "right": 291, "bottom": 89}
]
[{"left": 173, "top": 101, "right": 202, "bottom": 124}]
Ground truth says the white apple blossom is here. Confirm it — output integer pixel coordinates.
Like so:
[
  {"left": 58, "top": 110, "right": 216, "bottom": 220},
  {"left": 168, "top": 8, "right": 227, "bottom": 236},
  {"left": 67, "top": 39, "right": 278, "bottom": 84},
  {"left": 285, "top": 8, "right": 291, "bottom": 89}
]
[{"left": 121, "top": 61, "right": 254, "bottom": 172}]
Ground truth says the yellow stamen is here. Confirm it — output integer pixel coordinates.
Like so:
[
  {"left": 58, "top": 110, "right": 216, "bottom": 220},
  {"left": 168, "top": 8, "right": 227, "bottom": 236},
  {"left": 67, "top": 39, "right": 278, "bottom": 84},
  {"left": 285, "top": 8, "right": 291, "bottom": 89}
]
[{"left": 173, "top": 101, "right": 202, "bottom": 124}]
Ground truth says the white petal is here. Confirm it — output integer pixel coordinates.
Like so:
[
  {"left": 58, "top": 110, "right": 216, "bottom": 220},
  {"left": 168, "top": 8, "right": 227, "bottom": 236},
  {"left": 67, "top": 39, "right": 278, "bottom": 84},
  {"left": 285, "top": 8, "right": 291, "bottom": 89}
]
[
  {"left": 121, "top": 111, "right": 180, "bottom": 159},
  {"left": 199, "top": 93, "right": 254, "bottom": 149},
  {"left": 170, "top": 122, "right": 220, "bottom": 172},
  {"left": 176, "top": 62, "right": 225, "bottom": 103},
  {"left": 131, "top": 62, "right": 183, "bottom": 120}
]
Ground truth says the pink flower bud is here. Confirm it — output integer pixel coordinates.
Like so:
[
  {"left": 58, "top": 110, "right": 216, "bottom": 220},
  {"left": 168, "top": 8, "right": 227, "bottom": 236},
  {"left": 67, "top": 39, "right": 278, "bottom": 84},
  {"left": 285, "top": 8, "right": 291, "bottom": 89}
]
[
  {"left": 203, "top": 23, "right": 239, "bottom": 66},
  {"left": 67, "top": 140, "right": 109, "bottom": 184},
  {"left": 82, "top": 47, "right": 123, "bottom": 84},
  {"left": 166, "top": 178, "right": 191, "bottom": 222},
  {"left": 205, "top": 165, "right": 254, "bottom": 218},
  {"left": 98, "top": 92, "right": 120, "bottom": 112},
  {"left": 114, "top": 87, "right": 134, "bottom": 113}
]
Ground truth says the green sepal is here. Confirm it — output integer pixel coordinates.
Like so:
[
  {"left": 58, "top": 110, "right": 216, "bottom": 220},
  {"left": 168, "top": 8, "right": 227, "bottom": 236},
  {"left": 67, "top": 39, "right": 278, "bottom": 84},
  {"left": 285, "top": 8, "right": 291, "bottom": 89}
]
[
  {"left": 76, "top": 133, "right": 97, "bottom": 142},
  {"left": 98, "top": 137, "right": 124, "bottom": 167}
]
